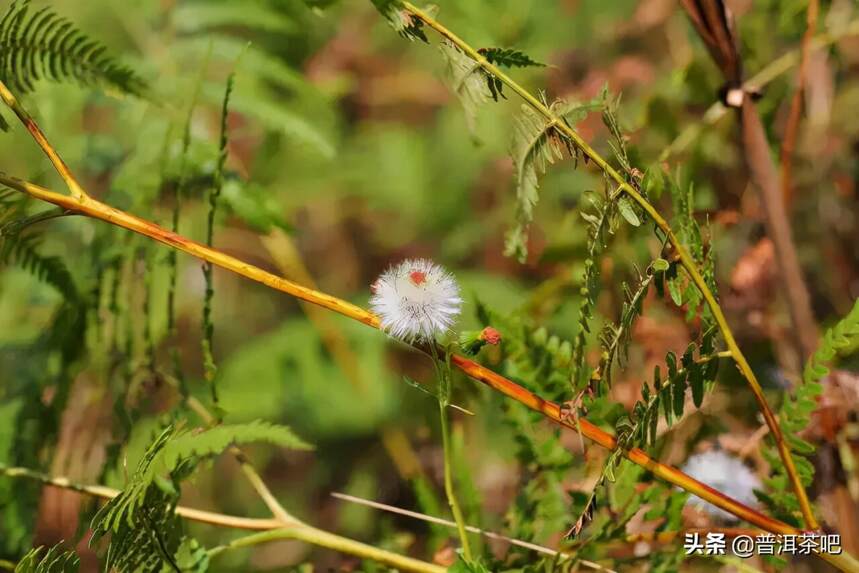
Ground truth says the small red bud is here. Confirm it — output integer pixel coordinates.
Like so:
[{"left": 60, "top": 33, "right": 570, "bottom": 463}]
[{"left": 479, "top": 326, "right": 502, "bottom": 345}]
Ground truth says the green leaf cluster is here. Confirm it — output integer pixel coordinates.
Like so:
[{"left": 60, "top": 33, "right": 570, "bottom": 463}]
[
  {"left": 0, "top": 0, "right": 147, "bottom": 98},
  {"left": 14, "top": 544, "right": 79, "bottom": 573},
  {"left": 615, "top": 330, "right": 720, "bottom": 451},
  {"left": 759, "top": 298, "right": 859, "bottom": 524}
]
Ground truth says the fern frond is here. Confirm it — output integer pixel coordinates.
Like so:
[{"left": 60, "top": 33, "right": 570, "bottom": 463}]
[
  {"left": 0, "top": 0, "right": 147, "bottom": 97},
  {"left": 663, "top": 177, "right": 714, "bottom": 324},
  {"left": 616, "top": 331, "right": 720, "bottom": 451},
  {"left": 803, "top": 298, "right": 859, "bottom": 385},
  {"left": 594, "top": 266, "right": 655, "bottom": 389},
  {"left": 760, "top": 298, "right": 859, "bottom": 524},
  {"left": 14, "top": 544, "right": 79, "bottom": 573},
  {"left": 90, "top": 425, "right": 237, "bottom": 572},
  {"left": 476, "top": 47, "right": 544, "bottom": 101},
  {"left": 91, "top": 422, "right": 309, "bottom": 568},
  {"left": 439, "top": 39, "right": 492, "bottom": 137},
  {"left": 371, "top": 0, "right": 428, "bottom": 42},
  {"left": 503, "top": 101, "right": 568, "bottom": 262},
  {"left": 201, "top": 72, "right": 235, "bottom": 406},
  {"left": 151, "top": 421, "right": 312, "bottom": 485},
  {"left": 570, "top": 191, "right": 618, "bottom": 391},
  {"left": 601, "top": 90, "right": 632, "bottom": 176},
  {"left": 478, "top": 47, "right": 544, "bottom": 69},
  {"left": 504, "top": 98, "right": 601, "bottom": 262},
  {"left": 0, "top": 231, "right": 78, "bottom": 300}
]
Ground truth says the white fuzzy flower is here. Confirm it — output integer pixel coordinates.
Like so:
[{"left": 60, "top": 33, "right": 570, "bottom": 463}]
[
  {"left": 681, "top": 450, "right": 762, "bottom": 522},
  {"left": 370, "top": 259, "right": 462, "bottom": 343}
]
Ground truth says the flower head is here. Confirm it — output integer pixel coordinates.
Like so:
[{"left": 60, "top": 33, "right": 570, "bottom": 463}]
[
  {"left": 370, "top": 259, "right": 462, "bottom": 343},
  {"left": 681, "top": 450, "right": 761, "bottom": 522}
]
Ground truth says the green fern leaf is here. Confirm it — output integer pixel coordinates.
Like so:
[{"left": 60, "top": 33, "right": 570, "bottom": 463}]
[
  {"left": 595, "top": 267, "right": 653, "bottom": 388},
  {"left": 151, "top": 422, "right": 312, "bottom": 484},
  {"left": 803, "top": 298, "right": 859, "bottom": 386},
  {"left": 570, "top": 191, "right": 618, "bottom": 391},
  {"left": 91, "top": 422, "right": 299, "bottom": 572},
  {"left": 618, "top": 331, "right": 720, "bottom": 450},
  {"left": 478, "top": 47, "right": 545, "bottom": 69},
  {"left": 0, "top": 230, "right": 78, "bottom": 301},
  {"left": 370, "top": 0, "right": 428, "bottom": 42},
  {"left": 0, "top": 0, "right": 147, "bottom": 97},
  {"left": 504, "top": 98, "right": 602, "bottom": 262},
  {"left": 760, "top": 298, "right": 859, "bottom": 523},
  {"left": 14, "top": 545, "right": 79, "bottom": 573},
  {"left": 439, "top": 39, "right": 492, "bottom": 137},
  {"left": 504, "top": 102, "right": 568, "bottom": 261},
  {"left": 663, "top": 176, "right": 715, "bottom": 323}
]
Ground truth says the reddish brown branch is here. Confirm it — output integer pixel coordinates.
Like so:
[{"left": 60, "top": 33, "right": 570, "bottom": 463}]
[
  {"left": 781, "top": 0, "right": 819, "bottom": 208},
  {"left": 740, "top": 100, "right": 820, "bottom": 361}
]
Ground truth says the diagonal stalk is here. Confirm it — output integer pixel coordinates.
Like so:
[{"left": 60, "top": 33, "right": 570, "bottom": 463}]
[{"left": 398, "top": 1, "right": 816, "bottom": 533}]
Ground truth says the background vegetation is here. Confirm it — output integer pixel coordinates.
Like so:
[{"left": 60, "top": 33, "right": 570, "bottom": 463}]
[{"left": 1, "top": 0, "right": 859, "bottom": 571}]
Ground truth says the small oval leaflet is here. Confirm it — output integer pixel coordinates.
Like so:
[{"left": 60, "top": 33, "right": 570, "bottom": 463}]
[{"left": 618, "top": 197, "right": 641, "bottom": 227}]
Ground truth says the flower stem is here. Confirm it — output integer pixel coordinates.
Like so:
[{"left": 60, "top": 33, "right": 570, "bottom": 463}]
[
  {"left": 400, "top": 1, "right": 816, "bottom": 534},
  {"left": 430, "top": 343, "right": 473, "bottom": 561},
  {"left": 439, "top": 399, "right": 472, "bottom": 561}
]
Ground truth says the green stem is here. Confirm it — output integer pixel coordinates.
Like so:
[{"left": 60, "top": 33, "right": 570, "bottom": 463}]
[
  {"left": 439, "top": 399, "right": 472, "bottom": 561},
  {"left": 401, "top": 1, "right": 815, "bottom": 532},
  {"left": 430, "top": 342, "right": 472, "bottom": 561},
  {"left": 208, "top": 525, "right": 446, "bottom": 573}
]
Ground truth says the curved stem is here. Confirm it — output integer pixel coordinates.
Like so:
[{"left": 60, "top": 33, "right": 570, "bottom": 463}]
[
  {"left": 0, "top": 464, "right": 282, "bottom": 531},
  {"left": 400, "top": 1, "right": 815, "bottom": 533},
  {"left": 439, "top": 399, "right": 473, "bottom": 560}
]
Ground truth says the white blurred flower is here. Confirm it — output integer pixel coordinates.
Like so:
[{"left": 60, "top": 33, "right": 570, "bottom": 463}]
[
  {"left": 370, "top": 259, "right": 462, "bottom": 343},
  {"left": 681, "top": 450, "right": 762, "bottom": 522}
]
